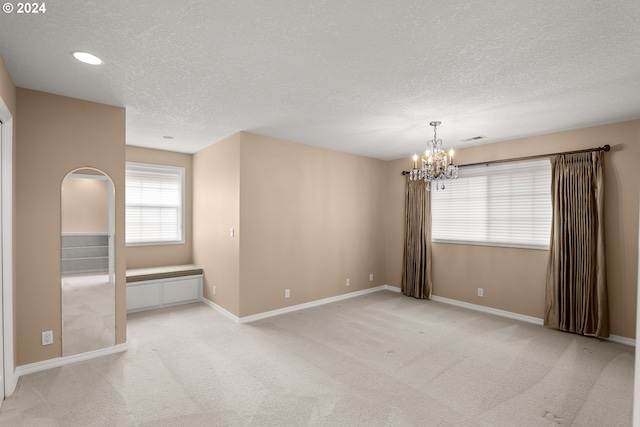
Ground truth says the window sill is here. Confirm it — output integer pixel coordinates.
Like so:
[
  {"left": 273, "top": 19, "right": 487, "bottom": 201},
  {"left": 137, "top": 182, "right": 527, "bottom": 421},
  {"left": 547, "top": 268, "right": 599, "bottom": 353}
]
[
  {"left": 126, "top": 240, "right": 186, "bottom": 247},
  {"left": 432, "top": 239, "right": 549, "bottom": 251}
]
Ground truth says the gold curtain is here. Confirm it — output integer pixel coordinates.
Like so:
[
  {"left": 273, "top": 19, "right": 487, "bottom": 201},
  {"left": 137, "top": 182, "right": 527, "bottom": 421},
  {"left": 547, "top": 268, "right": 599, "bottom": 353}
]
[
  {"left": 402, "top": 179, "right": 432, "bottom": 299},
  {"left": 544, "top": 151, "right": 609, "bottom": 338}
]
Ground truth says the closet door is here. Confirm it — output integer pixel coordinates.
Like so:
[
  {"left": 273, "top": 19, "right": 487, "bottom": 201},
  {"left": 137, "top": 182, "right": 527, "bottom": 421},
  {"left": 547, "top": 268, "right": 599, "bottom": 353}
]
[
  {"left": 0, "top": 119, "right": 4, "bottom": 405},
  {"left": 634, "top": 194, "right": 640, "bottom": 425}
]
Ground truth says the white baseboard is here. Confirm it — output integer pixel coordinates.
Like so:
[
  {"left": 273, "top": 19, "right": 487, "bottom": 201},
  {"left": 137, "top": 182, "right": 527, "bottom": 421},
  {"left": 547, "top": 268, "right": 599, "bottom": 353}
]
[
  {"left": 430, "top": 295, "right": 635, "bottom": 347},
  {"left": 383, "top": 284, "right": 401, "bottom": 293},
  {"left": 10, "top": 342, "right": 129, "bottom": 395},
  {"left": 608, "top": 334, "right": 636, "bottom": 347},
  {"left": 430, "top": 295, "right": 545, "bottom": 326},
  {"left": 203, "top": 287, "right": 635, "bottom": 346},
  {"left": 200, "top": 298, "right": 240, "bottom": 322},
  {"left": 201, "top": 285, "right": 394, "bottom": 324}
]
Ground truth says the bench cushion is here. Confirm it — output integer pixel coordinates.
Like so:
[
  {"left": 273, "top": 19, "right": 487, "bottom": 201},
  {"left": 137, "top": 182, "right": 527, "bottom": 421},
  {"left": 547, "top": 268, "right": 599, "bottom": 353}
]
[{"left": 126, "top": 264, "right": 203, "bottom": 283}]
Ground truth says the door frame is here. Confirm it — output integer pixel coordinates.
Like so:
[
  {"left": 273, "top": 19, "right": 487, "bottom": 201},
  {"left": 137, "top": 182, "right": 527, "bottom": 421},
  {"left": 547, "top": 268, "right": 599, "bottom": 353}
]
[
  {"left": 634, "top": 192, "right": 640, "bottom": 426},
  {"left": 0, "top": 96, "right": 14, "bottom": 398}
]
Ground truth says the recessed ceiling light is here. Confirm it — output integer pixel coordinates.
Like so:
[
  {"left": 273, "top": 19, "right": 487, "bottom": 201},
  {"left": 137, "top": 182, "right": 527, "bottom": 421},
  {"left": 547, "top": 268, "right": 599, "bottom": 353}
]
[
  {"left": 162, "top": 135, "right": 174, "bottom": 140},
  {"left": 72, "top": 51, "right": 103, "bottom": 65}
]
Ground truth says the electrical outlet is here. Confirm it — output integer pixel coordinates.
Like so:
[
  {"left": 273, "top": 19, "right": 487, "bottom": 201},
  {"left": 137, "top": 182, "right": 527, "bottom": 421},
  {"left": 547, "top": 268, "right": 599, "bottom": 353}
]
[
  {"left": 284, "top": 289, "right": 290, "bottom": 298},
  {"left": 369, "top": 273, "right": 374, "bottom": 282},
  {"left": 478, "top": 288, "right": 484, "bottom": 297},
  {"left": 213, "top": 285, "right": 217, "bottom": 295},
  {"left": 346, "top": 278, "right": 350, "bottom": 286},
  {"left": 230, "top": 228, "right": 235, "bottom": 237},
  {"left": 42, "top": 330, "right": 53, "bottom": 346}
]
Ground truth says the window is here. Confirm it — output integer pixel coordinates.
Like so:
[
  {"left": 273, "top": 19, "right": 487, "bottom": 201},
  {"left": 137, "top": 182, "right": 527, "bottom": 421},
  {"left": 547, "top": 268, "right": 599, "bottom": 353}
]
[
  {"left": 431, "top": 159, "right": 552, "bottom": 249},
  {"left": 126, "top": 162, "right": 185, "bottom": 245}
]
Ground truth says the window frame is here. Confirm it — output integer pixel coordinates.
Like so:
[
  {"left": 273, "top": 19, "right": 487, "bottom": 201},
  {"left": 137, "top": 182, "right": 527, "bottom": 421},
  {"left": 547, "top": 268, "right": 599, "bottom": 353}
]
[
  {"left": 431, "top": 159, "right": 552, "bottom": 250},
  {"left": 125, "top": 161, "right": 186, "bottom": 246}
]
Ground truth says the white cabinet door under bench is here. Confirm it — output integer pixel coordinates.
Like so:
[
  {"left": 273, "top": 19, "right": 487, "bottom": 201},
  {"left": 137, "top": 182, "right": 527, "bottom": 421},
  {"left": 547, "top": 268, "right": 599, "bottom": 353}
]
[{"left": 126, "top": 265, "right": 203, "bottom": 313}]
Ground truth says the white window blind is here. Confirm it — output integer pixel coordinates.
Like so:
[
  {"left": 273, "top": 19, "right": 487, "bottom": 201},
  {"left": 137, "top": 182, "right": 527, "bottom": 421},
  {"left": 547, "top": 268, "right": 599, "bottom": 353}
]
[
  {"left": 126, "top": 162, "right": 185, "bottom": 245},
  {"left": 431, "top": 159, "right": 552, "bottom": 249}
]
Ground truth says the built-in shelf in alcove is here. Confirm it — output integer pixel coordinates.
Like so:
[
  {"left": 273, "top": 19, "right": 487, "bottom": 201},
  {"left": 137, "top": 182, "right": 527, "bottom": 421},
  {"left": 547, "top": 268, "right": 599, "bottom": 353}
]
[{"left": 61, "top": 233, "right": 109, "bottom": 274}]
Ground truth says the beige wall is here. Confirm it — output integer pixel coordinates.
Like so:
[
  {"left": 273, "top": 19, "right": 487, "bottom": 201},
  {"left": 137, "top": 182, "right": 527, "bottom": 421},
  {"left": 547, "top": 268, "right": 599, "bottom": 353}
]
[
  {"left": 238, "top": 132, "right": 387, "bottom": 317},
  {"left": 193, "top": 133, "right": 241, "bottom": 316},
  {"left": 125, "top": 146, "right": 193, "bottom": 268},
  {"left": 61, "top": 175, "right": 109, "bottom": 233},
  {"left": 16, "top": 88, "right": 126, "bottom": 366},
  {"left": 193, "top": 132, "right": 387, "bottom": 318},
  {"left": 385, "top": 158, "right": 407, "bottom": 295},
  {"left": 385, "top": 119, "right": 640, "bottom": 338},
  {"left": 0, "top": 55, "right": 15, "bottom": 115}
]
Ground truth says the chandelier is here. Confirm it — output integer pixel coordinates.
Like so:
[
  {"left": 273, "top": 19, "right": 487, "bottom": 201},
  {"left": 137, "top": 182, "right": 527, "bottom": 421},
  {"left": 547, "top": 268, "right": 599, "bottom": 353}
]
[{"left": 408, "top": 121, "right": 458, "bottom": 191}]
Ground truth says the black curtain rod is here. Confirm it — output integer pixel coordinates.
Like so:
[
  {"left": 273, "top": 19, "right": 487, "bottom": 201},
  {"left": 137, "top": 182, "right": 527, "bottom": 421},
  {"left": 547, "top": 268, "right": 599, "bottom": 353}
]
[{"left": 401, "top": 144, "right": 610, "bottom": 175}]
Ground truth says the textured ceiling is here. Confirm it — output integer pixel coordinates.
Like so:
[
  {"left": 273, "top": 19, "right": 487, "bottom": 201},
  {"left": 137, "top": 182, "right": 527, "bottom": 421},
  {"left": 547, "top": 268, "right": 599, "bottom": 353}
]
[{"left": 1, "top": 0, "right": 639, "bottom": 160}]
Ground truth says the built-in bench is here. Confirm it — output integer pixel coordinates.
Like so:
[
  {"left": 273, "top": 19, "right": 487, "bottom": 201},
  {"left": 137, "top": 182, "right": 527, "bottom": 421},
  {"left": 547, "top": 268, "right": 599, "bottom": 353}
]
[{"left": 126, "top": 264, "right": 203, "bottom": 313}]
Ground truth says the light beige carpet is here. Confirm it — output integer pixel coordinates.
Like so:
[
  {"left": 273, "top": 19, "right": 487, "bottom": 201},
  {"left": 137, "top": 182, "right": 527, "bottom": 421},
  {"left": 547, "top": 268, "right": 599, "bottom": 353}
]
[
  {"left": 62, "top": 273, "right": 115, "bottom": 356},
  {"left": 0, "top": 290, "right": 634, "bottom": 426}
]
